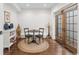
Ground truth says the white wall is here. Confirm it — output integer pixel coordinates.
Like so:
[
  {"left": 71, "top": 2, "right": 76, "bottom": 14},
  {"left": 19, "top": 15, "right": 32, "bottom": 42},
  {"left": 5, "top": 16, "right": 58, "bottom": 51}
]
[
  {"left": 0, "top": 3, "right": 4, "bottom": 55},
  {"left": 18, "top": 4, "right": 68, "bottom": 39},
  {"left": 50, "top": 10, "right": 55, "bottom": 39},
  {"left": 19, "top": 9, "right": 51, "bottom": 37}
]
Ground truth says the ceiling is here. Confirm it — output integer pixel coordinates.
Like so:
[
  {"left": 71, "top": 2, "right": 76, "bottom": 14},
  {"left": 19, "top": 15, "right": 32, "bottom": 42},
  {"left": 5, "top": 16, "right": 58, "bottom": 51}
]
[
  {"left": 16, "top": 3, "right": 58, "bottom": 9},
  {"left": 5, "top": 3, "right": 63, "bottom": 12}
]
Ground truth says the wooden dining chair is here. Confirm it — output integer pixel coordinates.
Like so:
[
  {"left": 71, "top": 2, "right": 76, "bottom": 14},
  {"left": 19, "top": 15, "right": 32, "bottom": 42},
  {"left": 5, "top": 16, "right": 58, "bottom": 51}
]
[
  {"left": 36, "top": 28, "right": 44, "bottom": 43},
  {"left": 24, "top": 28, "right": 32, "bottom": 43}
]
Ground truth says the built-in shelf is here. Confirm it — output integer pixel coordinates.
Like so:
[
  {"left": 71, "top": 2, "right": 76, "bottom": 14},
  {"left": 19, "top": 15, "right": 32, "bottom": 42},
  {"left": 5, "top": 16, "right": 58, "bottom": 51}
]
[{"left": 4, "top": 29, "right": 16, "bottom": 49}]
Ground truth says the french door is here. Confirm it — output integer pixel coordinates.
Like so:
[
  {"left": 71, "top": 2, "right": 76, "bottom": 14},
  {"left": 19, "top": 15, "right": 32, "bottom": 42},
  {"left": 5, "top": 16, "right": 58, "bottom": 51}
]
[
  {"left": 55, "top": 4, "right": 77, "bottom": 54},
  {"left": 56, "top": 14, "right": 63, "bottom": 41}
]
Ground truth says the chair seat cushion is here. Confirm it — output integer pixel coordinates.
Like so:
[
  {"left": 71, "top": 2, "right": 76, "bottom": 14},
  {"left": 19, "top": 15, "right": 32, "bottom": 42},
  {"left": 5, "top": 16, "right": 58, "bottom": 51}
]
[
  {"left": 36, "top": 35, "right": 43, "bottom": 38},
  {"left": 25, "top": 34, "right": 33, "bottom": 37}
]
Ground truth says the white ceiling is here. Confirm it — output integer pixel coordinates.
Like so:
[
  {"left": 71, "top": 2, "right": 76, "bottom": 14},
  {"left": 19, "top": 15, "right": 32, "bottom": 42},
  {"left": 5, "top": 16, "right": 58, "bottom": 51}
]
[
  {"left": 16, "top": 3, "right": 58, "bottom": 9},
  {"left": 5, "top": 3, "right": 63, "bottom": 12}
]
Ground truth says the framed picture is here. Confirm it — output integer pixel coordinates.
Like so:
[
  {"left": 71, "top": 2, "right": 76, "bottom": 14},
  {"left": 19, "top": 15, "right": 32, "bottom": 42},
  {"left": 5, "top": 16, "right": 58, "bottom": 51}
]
[{"left": 4, "top": 11, "right": 10, "bottom": 23}]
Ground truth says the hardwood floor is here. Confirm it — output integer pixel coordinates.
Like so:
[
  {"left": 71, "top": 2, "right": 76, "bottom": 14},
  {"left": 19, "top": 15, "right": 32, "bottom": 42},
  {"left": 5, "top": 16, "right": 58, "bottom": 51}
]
[{"left": 4, "top": 38, "right": 73, "bottom": 55}]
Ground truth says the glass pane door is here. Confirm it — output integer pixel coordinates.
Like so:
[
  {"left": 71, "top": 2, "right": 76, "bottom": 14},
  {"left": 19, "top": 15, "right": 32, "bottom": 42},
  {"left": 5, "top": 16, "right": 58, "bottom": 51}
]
[
  {"left": 65, "top": 5, "right": 77, "bottom": 49},
  {"left": 56, "top": 15, "right": 62, "bottom": 40}
]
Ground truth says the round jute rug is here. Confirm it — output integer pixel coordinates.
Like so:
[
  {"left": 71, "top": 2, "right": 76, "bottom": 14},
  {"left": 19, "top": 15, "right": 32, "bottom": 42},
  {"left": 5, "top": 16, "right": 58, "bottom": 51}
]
[{"left": 18, "top": 39, "right": 49, "bottom": 53}]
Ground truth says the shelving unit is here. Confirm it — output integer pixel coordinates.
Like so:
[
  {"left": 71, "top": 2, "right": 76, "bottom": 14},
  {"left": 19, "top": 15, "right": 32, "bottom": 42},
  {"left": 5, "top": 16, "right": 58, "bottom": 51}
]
[{"left": 3, "top": 29, "right": 16, "bottom": 52}]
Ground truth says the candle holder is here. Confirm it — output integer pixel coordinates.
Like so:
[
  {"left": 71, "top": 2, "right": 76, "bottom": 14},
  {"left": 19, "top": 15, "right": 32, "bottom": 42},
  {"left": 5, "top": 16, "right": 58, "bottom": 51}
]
[
  {"left": 16, "top": 24, "right": 21, "bottom": 39},
  {"left": 46, "top": 22, "right": 52, "bottom": 39}
]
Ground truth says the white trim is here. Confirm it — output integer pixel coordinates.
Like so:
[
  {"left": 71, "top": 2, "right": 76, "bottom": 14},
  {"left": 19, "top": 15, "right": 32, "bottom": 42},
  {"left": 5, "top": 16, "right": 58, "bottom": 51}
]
[{"left": 77, "top": 4, "right": 79, "bottom": 55}]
